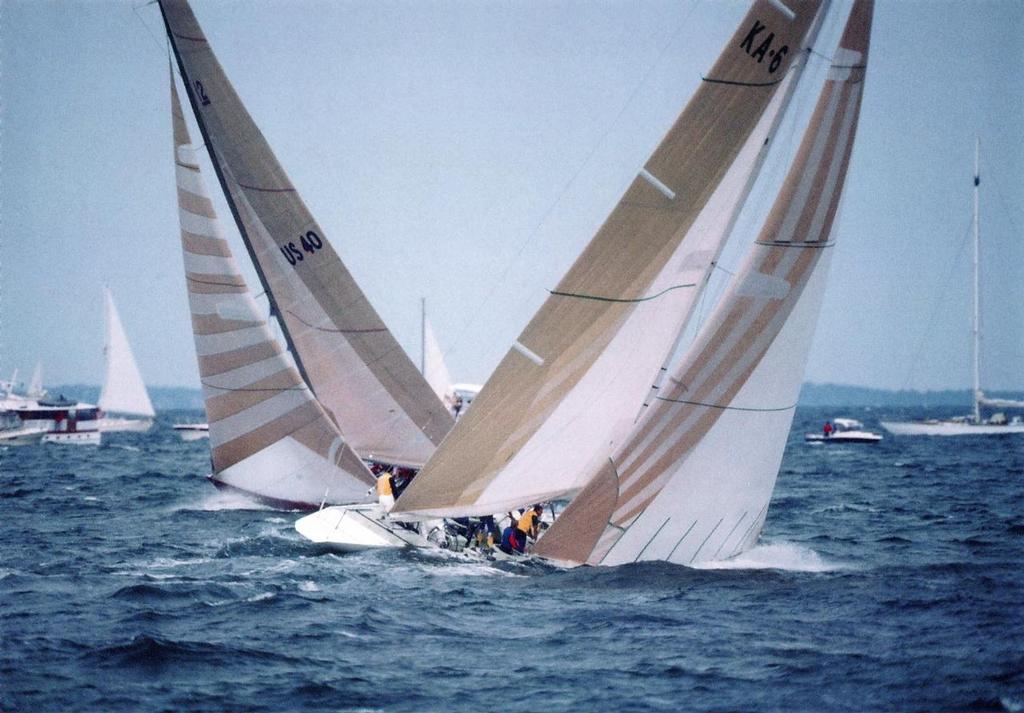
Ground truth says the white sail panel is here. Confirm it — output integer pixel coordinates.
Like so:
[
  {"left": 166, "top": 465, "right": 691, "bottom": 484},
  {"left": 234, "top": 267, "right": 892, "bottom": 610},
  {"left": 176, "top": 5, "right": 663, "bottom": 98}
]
[
  {"left": 27, "top": 364, "right": 44, "bottom": 399},
  {"left": 98, "top": 288, "right": 156, "bottom": 418},
  {"left": 395, "top": 0, "right": 824, "bottom": 518},
  {"left": 159, "top": 0, "right": 453, "bottom": 468},
  {"left": 536, "top": 0, "right": 873, "bottom": 565},
  {"left": 171, "top": 75, "right": 375, "bottom": 508},
  {"left": 423, "top": 316, "right": 455, "bottom": 408}
]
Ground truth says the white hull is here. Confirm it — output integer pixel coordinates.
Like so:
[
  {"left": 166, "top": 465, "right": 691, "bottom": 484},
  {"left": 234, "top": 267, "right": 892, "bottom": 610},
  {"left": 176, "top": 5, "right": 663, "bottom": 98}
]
[
  {"left": 173, "top": 424, "right": 209, "bottom": 441},
  {"left": 0, "top": 426, "right": 48, "bottom": 445},
  {"left": 42, "top": 430, "right": 102, "bottom": 446},
  {"left": 295, "top": 504, "right": 437, "bottom": 552},
  {"left": 881, "top": 420, "right": 1024, "bottom": 437},
  {"left": 98, "top": 417, "right": 153, "bottom": 433},
  {"left": 805, "top": 431, "right": 882, "bottom": 443}
]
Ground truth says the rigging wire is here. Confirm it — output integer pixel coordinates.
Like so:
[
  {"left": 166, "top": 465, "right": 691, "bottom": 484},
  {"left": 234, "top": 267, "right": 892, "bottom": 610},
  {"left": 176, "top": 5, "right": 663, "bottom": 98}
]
[
  {"left": 440, "top": 0, "right": 706, "bottom": 362},
  {"left": 896, "top": 216, "right": 974, "bottom": 393}
]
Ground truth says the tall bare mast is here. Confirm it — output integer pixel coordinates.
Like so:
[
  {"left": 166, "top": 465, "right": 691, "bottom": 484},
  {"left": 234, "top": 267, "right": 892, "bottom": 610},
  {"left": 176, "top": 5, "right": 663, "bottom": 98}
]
[{"left": 972, "top": 138, "right": 981, "bottom": 424}]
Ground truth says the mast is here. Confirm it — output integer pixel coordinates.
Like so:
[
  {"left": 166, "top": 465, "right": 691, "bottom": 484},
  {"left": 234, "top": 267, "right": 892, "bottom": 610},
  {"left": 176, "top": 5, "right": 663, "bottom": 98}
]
[
  {"left": 972, "top": 137, "right": 981, "bottom": 423},
  {"left": 421, "top": 297, "right": 427, "bottom": 375}
]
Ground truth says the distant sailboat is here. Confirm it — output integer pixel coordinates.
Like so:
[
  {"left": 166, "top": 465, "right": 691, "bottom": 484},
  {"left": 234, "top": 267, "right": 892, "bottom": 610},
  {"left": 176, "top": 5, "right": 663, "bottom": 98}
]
[
  {"left": 881, "top": 141, "right": 1024, "bottom": 436},
  {"left": 421, "top": 299, "right": 480, "bottom": 418},
  {"left": 26, "top": 363, "right": 45, "bottom": 400},
  {"left": 298, "top": 0, "right": 856, "bottom": 558},
  {"left": 169, "top": 74, "right": 375, "bottom": 508},
  {"left": 159, "top": 0, "right": 453, "bottom": 470},
  {"left": 98, "top": 288, "right": 155, "bottom": 432}
]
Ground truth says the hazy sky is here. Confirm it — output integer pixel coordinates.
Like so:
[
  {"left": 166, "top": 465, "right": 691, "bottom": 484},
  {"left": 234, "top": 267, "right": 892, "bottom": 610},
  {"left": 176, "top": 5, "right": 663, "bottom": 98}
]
[{"left": 2, "top": 0, "right": 1022, "bottom": 394}]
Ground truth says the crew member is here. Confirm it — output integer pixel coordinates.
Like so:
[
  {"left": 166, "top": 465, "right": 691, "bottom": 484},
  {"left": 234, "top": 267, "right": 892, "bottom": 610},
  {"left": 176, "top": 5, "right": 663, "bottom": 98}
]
[{"left": 376, "top": 470, "right": 395, "bottom": 512}]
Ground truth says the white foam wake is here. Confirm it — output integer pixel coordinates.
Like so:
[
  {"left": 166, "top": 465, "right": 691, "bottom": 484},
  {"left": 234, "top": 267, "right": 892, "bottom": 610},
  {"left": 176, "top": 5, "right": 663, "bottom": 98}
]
[{"left": 692, "top": 541, "right": 845, "bottom": 573}]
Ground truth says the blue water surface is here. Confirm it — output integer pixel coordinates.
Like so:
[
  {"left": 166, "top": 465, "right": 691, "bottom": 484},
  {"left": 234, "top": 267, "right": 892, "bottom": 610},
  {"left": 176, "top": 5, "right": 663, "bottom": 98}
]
[{"left": 1, "top": 407, "right": 1022, "bottom": 712}]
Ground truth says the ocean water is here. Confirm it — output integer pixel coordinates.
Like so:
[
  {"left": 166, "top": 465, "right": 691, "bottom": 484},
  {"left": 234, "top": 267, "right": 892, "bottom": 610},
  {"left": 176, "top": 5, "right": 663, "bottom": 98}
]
[{"left": 1, "top": 407, "right": 1022, "bottom": 712}]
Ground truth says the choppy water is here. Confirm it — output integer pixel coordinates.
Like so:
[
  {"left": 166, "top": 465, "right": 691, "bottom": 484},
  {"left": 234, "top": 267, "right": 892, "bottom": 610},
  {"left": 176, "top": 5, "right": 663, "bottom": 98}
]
[{"left": 2, "top": 407, "right": 1022, "bottom": 712}]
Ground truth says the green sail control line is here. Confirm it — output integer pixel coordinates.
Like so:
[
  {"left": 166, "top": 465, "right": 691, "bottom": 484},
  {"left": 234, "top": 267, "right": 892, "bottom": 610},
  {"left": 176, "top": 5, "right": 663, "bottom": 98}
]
[{"left": 548, "top": 282, "right": 696, "bottom": 304}]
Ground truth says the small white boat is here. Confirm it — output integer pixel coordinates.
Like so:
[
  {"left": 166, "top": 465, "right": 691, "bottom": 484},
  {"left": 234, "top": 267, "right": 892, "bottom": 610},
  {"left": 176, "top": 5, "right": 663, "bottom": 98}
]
[
  {"left": 805, "top": 418, "right": 883, "bottom": 444},
  {"left": 172, "top": 422, "right": 209, "bottom": 441}
]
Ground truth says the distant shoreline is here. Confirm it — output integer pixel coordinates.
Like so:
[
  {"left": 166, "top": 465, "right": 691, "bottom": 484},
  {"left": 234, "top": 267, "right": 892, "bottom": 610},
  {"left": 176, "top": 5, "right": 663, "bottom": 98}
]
[{"left": 30, "top": 382, "right": 1024, "bottom": 411}]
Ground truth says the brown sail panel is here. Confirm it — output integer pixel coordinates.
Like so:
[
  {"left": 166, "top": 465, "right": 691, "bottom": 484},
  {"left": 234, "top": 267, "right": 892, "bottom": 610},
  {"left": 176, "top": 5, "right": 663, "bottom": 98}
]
[
  {"left": 536, "top": 0, "right": 874, "bottom": 565},
  {"left": 395, "top": 0, "right": 823, "bottom": 517},
  {"left": 159, "top": 0, "right": 453, "bottom": 468}
]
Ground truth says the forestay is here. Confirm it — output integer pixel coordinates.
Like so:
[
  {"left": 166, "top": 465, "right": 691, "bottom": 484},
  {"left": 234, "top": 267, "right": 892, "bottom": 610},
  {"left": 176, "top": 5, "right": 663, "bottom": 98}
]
[
  {"left": 395, "top": 0, "right": 823, "bottom": 518},
  {"left": 99, "top": 288, "right": 156, "bottom": 418},
  {"left": 171, "top": 76, "right": 375, "bottom": 509},
  {"left": 535, "top": 0, "right": 874, "bottom": 566},
  {"left": 159, "top": 0, "right": 453, "bottom": 468}
]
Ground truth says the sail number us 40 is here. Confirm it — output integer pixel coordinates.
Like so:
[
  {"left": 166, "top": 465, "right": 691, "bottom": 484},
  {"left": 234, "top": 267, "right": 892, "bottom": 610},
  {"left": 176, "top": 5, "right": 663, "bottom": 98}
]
[
  {"left": 280, "top": 231, "right": 324, "bottom": 266},
  {"left": 740, "top": 20, "right": 788, "bottom": 74}
]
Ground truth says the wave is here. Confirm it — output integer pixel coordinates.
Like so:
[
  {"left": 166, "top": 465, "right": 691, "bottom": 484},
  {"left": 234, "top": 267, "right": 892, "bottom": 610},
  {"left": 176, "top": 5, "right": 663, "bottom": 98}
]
[
  {"left": 171, "top": 489, "right": 275, "bottom": 513},
  {"left": 693, "top": 541, "right": 848, "bottom": 573}
]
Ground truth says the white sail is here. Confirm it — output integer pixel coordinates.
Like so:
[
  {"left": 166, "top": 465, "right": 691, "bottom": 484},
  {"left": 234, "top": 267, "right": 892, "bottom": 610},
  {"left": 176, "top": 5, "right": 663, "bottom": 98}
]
[
  {"left": 159, "top": 0, "right": 453, "bottom": 468},
  {"left": 422, "top": 312, "right": 455, "bottom": 408},
  {"left": 395, "top": 0, "right": 825, "bottom": 518},
  {"left": 98, "top": 288, "right": 155, "bottom": 418},
  {"left": 536, "top": 0, "right": 874, "bottom": 566},
  {"left": 26, "top": 364, "right": 44, "bottom": 399},
  {"left": 171, "top": 74, "right": 375, "bottom": 509}
]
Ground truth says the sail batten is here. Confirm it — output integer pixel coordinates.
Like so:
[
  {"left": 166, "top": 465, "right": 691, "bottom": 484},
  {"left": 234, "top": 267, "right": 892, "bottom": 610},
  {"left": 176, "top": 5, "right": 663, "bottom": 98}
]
[
  {"left": 536, "top": 0, "right": 874, "bottom": 566},
  {"left": 395, "top": 0, "right": 825, "bottom": 519},
  {"left": 169, "top": 72, "right": 375, "bottom": 509},
  {"left": 159, "top": 0, "right": 452, "bottom": 468}
]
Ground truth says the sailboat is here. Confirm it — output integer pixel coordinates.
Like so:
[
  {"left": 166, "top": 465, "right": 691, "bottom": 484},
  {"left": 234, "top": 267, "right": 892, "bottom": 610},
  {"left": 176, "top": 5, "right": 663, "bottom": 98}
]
[
  {"left": 421, "top": 299, "right": 480, "bottom": 418},
  {"left": 168, "top": 74, "right": 377, "bottom": 509},
  {"left": 159, "top": 0, "right": 454, "bottom": 475},
  {"left": 881, "top": 142, "right": 1024, "bottom": 437},
  {"left": 298, "top": 0, "right": 872, "bottom": 564},
  {"left": 97, "top": 288, "right": 156, "bottom": 432}
]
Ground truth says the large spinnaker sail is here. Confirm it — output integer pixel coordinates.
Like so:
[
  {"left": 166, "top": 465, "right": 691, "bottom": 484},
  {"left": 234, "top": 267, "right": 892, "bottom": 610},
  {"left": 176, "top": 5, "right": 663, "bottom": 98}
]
[
  {"left": 99, "top": 288, "right": 156, "bottom": 418},
  {"left": 536, "top": 0, "right": 873, "bottom": 566},
  {"left": 158, "top": 0, "right": 453, "bottom": 468},
  {"left": 171, "top": 76, "right": 375, "bottom": 509},
  {"left": 395, "top": 0, "right": 824, "bottom": 518}
]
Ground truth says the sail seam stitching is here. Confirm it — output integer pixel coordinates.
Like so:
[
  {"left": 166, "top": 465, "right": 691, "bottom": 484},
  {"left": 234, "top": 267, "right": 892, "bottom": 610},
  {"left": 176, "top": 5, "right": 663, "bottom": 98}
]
[
  {"left": 633, "top": 517, "right": 672, "bottom": 563},
  {"left": 689, "top": 518, "right": 724, "bottom": 564},
  {"left": 237, "top": 181, "right": 296, "bottom": 193},
  {"left": 548, "top": 282, "right": 695, "bottom": 304},
  {"left": 666, "top": 520, "right": 699, "bottom": 561},
  {"left": 755, "top": 240, "right": 834, "bottom": 248},
  {"left": 654, "top": 397, "right": 796, "bottom": 413},
  {"left": 284, "top": 309, "right": 387, "bottom": 334},
  {"left": 701, "top": 76, "right": 782, "bottom": 88}
]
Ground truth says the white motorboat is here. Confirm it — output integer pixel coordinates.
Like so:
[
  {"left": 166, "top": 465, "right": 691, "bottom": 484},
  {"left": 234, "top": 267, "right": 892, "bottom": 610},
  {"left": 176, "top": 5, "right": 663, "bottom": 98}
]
[
  {"left": 172, "top": 423, "right": 209, "bottom": 441},
  {"left": 3, "top": 396, "right": 102, "bottom": 446},
  {"left": 805, "top": 418, "right": 883, "bottom": 443}
]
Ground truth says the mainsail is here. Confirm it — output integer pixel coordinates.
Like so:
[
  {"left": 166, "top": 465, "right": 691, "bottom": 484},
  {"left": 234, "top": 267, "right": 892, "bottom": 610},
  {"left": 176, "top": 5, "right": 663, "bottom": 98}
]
[
  {"left": 99, "top": 288, "right": 156, "bottom": 418},
  {"left": 535, "top": 0, "right": 874, "bottom": 566},
  {"left": 395, "top": 0, "right": 824, "bottom": 518},
  {"left": 171, "top": 75, "right": 375, "bottom": 509},
  {"left": 158, "top": 0, "right": 453, "bottom": 468}
]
